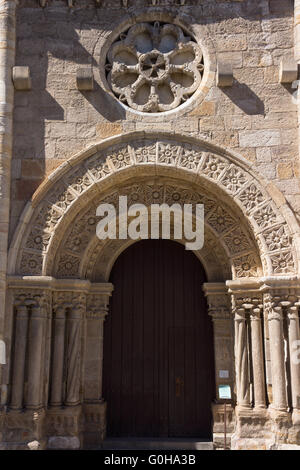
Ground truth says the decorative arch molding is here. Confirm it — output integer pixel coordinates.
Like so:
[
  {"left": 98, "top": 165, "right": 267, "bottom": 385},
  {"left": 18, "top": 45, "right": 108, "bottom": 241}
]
[
  {"left": 53, "top": 177, "right": 259, "bottom": 282},
  {"left": 8, "top": 131, "right": 300, "bottom": 279}
]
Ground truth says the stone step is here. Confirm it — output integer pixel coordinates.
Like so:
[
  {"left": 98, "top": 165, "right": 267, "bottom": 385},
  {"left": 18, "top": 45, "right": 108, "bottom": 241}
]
[{"left": 100, "top": 438, "right": 214, "bottom": 450}]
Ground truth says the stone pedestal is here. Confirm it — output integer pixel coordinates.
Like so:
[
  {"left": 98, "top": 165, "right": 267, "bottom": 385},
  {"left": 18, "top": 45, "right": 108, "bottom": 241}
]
[
  {"left": 82, "top": 401, "right": 107, "bottom": 449},
  {"left": 268, "top": 407, "right": 293, "bottom": 445},
  {"left": 46, "top": 405, "right": 83, "bottom": 449},
  {"left": 1, "top": 409, "right": 46, "bottom": 450},
  {"left": 231, "top": 407, "right": 273, "bottom": 450},
  {"left": 212, "top": 402, "right": 235, "bottom": 449}
]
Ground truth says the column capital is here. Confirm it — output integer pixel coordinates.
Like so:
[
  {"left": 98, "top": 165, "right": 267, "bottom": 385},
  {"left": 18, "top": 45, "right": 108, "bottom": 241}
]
[
  {"left": 13, "top": 288, "right": 51, "bottom": 310},
  {"left": 250, "top": 307, "right": 262, "bottom": 321},
  {"left": 287, "top": 305, "right": 300, "bottom": 320},
  {"left": 30, "top": 305, "right": 47, "bottom": 319},
  {"left": 234, "top": 307, "right": 247, "bottom": 321},
  {"left": 53, "top": 291, "right": 86, "bottom": 319},
  {"left": 263, "top": 291, "right": 300, "bottom": 320},
  {"left": 86, "top": 289, "right": 113, "bottom": 320},
  {"left": 15, "top": 304, "right": 28, "bottom": 318},
  {"left": 53, "top": 305, "right": 66, "bottom": 319}
]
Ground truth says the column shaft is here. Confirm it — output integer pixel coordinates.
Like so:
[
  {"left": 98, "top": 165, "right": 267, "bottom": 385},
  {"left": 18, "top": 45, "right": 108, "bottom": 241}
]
[
  {"left": 250, "top": 309, "right": 266, "bottom": 408},
  {"left": 49, "top": 307, "right": 66, "bottom": 407},
  {"left": 268, "top": 306, "right": 288, "bottom": 411},
  {"left": 288, "top": 307, "right": 300, "bottom": 410},
  {"left": 26, "top": 306, "right": 46, "bottom": 409},
  {"left": 235, "top": 308, "right": 251, "bottom": 408},
  {"left": 65, "top": 307, "right": 82, "bottom": 406},
  {"left": 10, "top": 305, "right": 28, "bottom": 409}
]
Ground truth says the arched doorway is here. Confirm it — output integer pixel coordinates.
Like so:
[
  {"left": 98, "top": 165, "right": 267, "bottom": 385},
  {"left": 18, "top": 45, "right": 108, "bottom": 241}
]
[{"left": 103, "top": 239, "right": 215, "bottom": 439}]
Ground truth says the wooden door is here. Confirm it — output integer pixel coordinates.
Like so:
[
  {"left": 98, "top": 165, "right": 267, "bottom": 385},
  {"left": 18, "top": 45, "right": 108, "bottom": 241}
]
[{"left": 103, "top": 239, "right": 215, "bottom": 438}]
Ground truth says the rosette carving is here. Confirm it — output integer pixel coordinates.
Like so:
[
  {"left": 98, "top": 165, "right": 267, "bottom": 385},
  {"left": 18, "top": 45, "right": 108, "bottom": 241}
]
[{"left": 106, "top": 22, "right": 204, "bottom": 112}]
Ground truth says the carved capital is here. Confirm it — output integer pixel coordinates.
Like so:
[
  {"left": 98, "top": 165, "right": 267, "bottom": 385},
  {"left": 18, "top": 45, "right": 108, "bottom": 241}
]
[
  {"left": 250, "top": 306, "right": 262, "bottom": 321},
  {"left": 53, "top": 305, "right": 66, "bottom": 319},
  {"left": 264, "top": 291, "right": 300, "bottom": 320},
  {"left": 15, "top": 304, "right": 28, "bottom": 318},
  {"left": 13, "top": 288, "right": 51, "bottom": 314},
  {"left": 234, "top": 307, "right": 247, "bottom": 322},
  {"left": 53, "top": 291, "right": 86, "bottom": 318},
  {"left": 86, "top": 294, "right": 109, "bottom": 320},
  {"left": 287, "top": 305, "right": 300, "bottom": 320}
]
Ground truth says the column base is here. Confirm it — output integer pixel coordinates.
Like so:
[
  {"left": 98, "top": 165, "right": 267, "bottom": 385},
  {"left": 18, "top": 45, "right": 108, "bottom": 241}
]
[
  {"left": 231, "top": 406, "right": 275, "bottom": 450},
  {"left": 292, "top": 409, "right": 300, "bottom": 426},
  {"left": 82, "top": 401, "right": 107, "bottom": 449},
  {"left": 46, "top": 405, "right": 83, "bottom": 449},
  {"left": 0, "top": 408, "right": 46, "bottom": 450},
  {"left": 212, "top": 402, "right": 235, "bottom": 449},
  {"left": 230, "top": 406, "right": 300, "bottom": 449}
]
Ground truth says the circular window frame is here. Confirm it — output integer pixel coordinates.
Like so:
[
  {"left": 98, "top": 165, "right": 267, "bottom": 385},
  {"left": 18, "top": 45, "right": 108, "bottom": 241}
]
[{"left": 95, "top": 11, "right": 216, "bottom": 121}]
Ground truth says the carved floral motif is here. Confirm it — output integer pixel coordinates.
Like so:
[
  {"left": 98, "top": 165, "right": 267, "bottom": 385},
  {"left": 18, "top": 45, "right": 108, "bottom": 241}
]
[{"left": 106, "top": 22, "right": 204, "bottom": 112}]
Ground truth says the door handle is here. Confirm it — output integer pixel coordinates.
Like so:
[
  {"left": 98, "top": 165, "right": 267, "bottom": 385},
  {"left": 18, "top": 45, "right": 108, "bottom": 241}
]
[{"left": 175, "top": 377, "right": 184, "bottom": 397}]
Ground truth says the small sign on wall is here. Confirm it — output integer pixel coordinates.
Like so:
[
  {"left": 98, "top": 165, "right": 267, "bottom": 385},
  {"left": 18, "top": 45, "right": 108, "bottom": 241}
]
[
  {"left": 218, "top": 384, "right": 231, "bottom": 400},
  {"left": 219, "top": 370, "right": 229, "bottom": 379}
]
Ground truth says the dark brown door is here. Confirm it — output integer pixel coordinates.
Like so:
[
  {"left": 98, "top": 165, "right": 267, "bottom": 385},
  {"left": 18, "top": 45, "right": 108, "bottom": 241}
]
[{"left": 103, "top": 239, "right": 215, "bottom": 438}]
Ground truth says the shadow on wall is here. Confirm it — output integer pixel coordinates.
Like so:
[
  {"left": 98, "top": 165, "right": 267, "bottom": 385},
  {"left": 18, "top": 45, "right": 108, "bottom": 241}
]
[{"left": 221, "top": 81, "right": 265, "bottom": 116}]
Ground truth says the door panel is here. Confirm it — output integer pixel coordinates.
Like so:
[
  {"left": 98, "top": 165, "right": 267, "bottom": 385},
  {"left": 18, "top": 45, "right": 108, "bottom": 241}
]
[{"left": 103, "top": 239, "right": 215, "bottom": 438}]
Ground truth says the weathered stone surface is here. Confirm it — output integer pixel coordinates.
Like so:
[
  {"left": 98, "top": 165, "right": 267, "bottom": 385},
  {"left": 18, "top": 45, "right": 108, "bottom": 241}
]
[
  {"left": 47, "top": 436, "right": 81, "bottom": 450},
  {"left": 239, "top": 130, "right": 281, "bottom": 148},
  {"left": 1, "top": 0, "right": 299, "bottom": 452}
]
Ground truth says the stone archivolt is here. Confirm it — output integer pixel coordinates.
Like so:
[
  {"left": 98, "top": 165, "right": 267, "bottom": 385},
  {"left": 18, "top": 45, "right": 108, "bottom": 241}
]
[
  {"left": 106, "top": 22, "right": 204, "bottom": 112},
  {"left": 9, "top": 133, "right": 297, "bottom": 281},
  {"left": 53, "top": 180, "right": 259, "bottom": 282}
]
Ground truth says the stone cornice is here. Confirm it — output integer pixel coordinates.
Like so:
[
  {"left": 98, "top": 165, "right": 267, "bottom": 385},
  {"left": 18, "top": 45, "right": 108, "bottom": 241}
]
[
  {"left": 227, "top": 276, "right": 300, "bottom": 296},
  {"left": 7, "top": 275, "right": 113, "bottom": 295}
]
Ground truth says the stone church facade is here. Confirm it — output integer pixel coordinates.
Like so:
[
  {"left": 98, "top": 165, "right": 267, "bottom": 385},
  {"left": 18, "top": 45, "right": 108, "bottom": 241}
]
[{"left": 0, "top": 0, "right": 299, "bottom": 450}]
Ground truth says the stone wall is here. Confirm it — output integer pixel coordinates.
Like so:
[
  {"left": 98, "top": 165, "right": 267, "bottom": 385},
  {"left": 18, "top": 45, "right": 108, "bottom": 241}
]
[{"left": 9, "top": 0, "right": 299, "bottom": 241}]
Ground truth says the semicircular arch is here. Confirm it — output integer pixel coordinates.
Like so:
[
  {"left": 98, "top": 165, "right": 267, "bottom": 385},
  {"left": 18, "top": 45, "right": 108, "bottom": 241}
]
[{"left": 8, "top": 131, "right": 299, "bottom": 280}]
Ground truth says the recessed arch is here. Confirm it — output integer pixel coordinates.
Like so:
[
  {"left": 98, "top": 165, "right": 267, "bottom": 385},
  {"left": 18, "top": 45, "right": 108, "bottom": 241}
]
[{"left": 8, "top": 131, "right": 300, "bottom": 280}]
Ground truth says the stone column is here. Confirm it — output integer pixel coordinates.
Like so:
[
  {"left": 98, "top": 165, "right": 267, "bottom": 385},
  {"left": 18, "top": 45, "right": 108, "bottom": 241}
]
[
  {"left": 287, "top": 304, "right": 300, "bottom": 411},
  {"left": 65, "top": 305, "right": 82, "bottom": 406},
  {"left": 209, "top": 310, "right": 233, "bottom": 397},
  {"left": 26, "top": 306, "right": 47, "bottom": 409},
  {"left": 0, "top": 0, "right": 17, "bottom": 400},
  {"left": 49, "top": 306, "right": 66, "bottom": 407},
  {"left": 265, "top": 296, "right": 288, "bottom": 411},
  {"left": 203, "top": 283, "right": 234, "bottom": 401},
  {"left": 84, "top": 308, "right": 108, "bottom": 402},
  {"left": 250, "top": 307, "right": 266, "bottom": 409},
  {"left": 234, "top": 306, "right": 251, "bottom": 408},
  {"left": 83, "top": 284, "right": 113, "bottom": 448},
  {"left": 10, "top": 305, "right": 29, "bottom": 409}
]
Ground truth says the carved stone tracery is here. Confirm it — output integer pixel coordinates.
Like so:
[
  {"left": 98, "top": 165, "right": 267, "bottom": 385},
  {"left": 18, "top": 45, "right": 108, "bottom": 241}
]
[{"left": 106, "top": 22, "right": 204, "bottom": 112}]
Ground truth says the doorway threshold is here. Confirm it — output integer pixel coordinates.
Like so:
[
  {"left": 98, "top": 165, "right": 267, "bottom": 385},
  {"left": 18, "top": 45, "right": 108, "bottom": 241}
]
[{"left": 100, "top": 438, "right": 213, "bottom": 450}]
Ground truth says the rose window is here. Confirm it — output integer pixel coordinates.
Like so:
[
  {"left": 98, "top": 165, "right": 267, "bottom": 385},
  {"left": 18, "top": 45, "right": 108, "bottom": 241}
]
[{"left": 105, "top": 22, "right": 204, "bottom": 113}]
